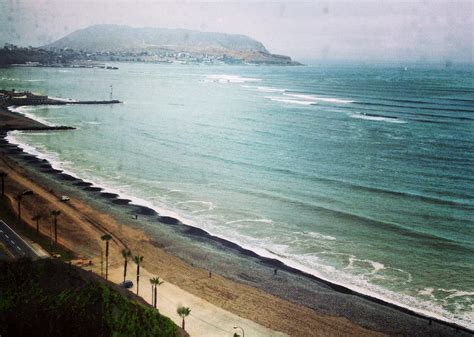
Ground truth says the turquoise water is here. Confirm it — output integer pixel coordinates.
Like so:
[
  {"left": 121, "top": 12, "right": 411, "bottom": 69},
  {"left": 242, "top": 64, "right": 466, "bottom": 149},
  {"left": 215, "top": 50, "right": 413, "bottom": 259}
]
[{"left": 1, "top": 63, "right": 473, "bottom": 328}]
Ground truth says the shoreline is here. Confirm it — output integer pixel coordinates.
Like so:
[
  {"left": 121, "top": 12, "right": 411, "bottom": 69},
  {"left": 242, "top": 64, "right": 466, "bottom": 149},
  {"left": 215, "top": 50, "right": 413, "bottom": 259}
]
[{"left": 1, "top": 105, "right": 472, "bottom": 336}]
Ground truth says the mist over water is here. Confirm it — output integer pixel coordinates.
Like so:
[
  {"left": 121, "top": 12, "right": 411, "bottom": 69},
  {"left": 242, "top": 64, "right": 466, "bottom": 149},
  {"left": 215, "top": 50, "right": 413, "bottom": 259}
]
[{"left": 2, "top": 63, "right": 473, "bottom": 328}]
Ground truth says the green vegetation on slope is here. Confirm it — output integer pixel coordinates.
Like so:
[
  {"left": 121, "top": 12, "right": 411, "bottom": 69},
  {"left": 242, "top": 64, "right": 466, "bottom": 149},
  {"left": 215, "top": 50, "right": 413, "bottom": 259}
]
[{"left": 0, "top": 258, "right": 184, "bottom": 337}]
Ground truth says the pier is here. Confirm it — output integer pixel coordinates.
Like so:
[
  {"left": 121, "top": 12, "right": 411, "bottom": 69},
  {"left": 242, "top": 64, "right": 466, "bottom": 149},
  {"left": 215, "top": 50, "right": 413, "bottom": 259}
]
[
  {"left": 0, "top": 89, "right": 122, "bottom": 107},
  {"left": 45, "top": 99, "right": 121, "bottom": 105}
]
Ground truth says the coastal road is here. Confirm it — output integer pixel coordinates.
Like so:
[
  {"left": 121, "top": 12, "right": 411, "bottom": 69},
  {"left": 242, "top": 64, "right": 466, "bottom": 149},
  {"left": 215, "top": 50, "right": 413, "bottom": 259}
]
[
  {"left": 0, "top": 219, "right": 39, "bottom": 259},
  {"left": 110, "top": 266, "right": 289, "bottom": 337}
]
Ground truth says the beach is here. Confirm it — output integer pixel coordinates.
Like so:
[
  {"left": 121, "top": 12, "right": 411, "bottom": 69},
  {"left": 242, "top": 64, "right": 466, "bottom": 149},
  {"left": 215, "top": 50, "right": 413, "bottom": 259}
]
[{"left": 0, "top": 104, "right": 471, "bottom": 337}]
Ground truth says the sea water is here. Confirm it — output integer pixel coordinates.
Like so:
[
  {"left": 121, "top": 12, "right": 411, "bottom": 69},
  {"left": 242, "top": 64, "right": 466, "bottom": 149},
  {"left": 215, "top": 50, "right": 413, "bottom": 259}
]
[{"left": 1, "top": 63, "right": 473, "bottom": 328}]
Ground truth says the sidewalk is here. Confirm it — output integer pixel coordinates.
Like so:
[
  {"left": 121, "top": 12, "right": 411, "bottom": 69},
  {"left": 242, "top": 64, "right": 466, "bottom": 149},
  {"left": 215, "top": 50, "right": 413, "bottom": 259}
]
[{"left": 109, "top": 266, "right": 288, "bottom": 337}]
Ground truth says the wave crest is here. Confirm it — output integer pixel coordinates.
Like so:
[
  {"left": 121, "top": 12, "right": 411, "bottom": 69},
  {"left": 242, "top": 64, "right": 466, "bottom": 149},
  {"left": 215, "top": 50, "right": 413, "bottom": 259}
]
[{"left": 205, "top": 74, "right": 261, "bottom": 83}]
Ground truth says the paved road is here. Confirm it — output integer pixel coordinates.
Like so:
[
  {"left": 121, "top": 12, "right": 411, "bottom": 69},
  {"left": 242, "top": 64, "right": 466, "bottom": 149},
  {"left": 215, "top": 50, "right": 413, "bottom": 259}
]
[
  {"left": 0, "top": 220, "right": 39, "bottom": 259},
  {"left": 110, "top": 266, "right": 288, "bottom": 337}
]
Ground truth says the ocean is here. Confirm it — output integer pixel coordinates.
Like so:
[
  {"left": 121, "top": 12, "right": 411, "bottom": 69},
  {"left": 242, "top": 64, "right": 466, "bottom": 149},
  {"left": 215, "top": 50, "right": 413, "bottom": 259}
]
[{"left": 1, "top": 62, "right": 473, "bottom": 328}]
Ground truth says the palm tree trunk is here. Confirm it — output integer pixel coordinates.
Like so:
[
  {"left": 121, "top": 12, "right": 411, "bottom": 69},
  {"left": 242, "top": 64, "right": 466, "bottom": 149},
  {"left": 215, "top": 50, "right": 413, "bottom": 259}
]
[
  {"left": 50, "top": 221, "right": 53, "bottom": 246},
  {"left": 17, "top": 198, "right": 21, "bottom": 221},
  {"left": 136, "top": 264, "right": 140, "bottom": 295},
  {"left": 105, "top": 240, "right": 109, "bottom": 280},
  {"left": 154, "top": 286, "right": 157, "bottom": 308},
  {"left": 182, "top": 317, "right": 185, "bottom": 330},
  {"left": 151, "top": 285, "right": 154, "bottom": 306},
  {"left": 123, "top": 259, "right": 127, "bottom": 282},
  {"left": 36, "top": 219, "right": 39, "bottom": 235},
  {"left": 54, "top": 217, "right": 58, "bottom": 244}
]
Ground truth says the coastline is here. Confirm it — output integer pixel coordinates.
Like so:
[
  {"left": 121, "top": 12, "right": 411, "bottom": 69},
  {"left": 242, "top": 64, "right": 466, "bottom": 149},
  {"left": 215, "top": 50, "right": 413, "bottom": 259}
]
[{"left": 1, "top": 105, "right": 472, "bottom": 336}]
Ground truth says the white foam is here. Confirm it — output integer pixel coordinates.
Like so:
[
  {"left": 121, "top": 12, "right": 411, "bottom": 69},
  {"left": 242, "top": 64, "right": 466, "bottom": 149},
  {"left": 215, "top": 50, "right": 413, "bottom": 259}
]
[
  {"left": 205, "top": 74, "right": 262, "bottom": 84},
  {"left": 372, "top": 262, "right": 385, "bottom": 272},
  {"left": 391, "top": 267, "right": 413, "bottom": 283},
  {"left": 442, "top": 290, "right": 474, "bottom": 299},
  {"left": 345, "top": 256, "right": 386, "bottom": 274},
  {"left": 351, "top": 260, "right": 386, "bottom": 274},
  {"left": 241, "top": 85, "right": 287, "bottom": 93},
  {"left": 260, "top": 247, "right": 469, "bottom": 328},
  {"left": 306, "top": 231, "right": 336, "bottom": 241},
  {"left": 284, "top": 93, "right": 354, "bottom": 104},
  {"left": 176, "top": 200, "right": 215, "bottom": 213},
  {"left": 419, "top": 287, "right": 435, "bottom": 296},
  {"left": 8, "top": 106, "right": 56, "bottom": 127},
  {"left": 265, "top": 96, "right": 316, "bottom": 106},
  {"left": 226, "top": 218, "right": 273, "bottom": 225},
  {"left": 350, "top": 113, "right": 407, "bottom": 124},
  {"left": 0, "top": 77, "right": 43, "bottom": 82}
]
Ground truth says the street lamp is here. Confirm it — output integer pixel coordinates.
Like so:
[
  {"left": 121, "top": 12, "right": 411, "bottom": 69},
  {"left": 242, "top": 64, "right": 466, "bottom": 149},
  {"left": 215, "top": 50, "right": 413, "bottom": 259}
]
[
  {"left": 233, "top": 326, "right": 245, "bottom": 337},
  {"left": 16, "top": 189, "right": 33, "bottom": 222}
]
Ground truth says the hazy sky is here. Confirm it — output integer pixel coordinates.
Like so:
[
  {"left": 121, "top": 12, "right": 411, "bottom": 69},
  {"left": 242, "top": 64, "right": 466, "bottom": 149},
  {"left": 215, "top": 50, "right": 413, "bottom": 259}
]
[{"left": 1, "top": 0, "right": 472, "bottom": 63}]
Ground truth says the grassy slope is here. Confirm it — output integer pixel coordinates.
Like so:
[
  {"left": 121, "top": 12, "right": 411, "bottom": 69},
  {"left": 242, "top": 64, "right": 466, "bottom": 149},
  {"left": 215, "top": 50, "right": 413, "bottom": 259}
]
[{"left": 0, "top": 258, "right": 185, "bottom": 337}]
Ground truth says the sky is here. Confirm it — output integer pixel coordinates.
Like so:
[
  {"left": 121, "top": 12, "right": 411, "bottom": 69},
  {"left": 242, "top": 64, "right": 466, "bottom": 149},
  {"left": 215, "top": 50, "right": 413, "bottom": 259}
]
[{"left": 0, "top": 0, "right": 472, "bottom": 63}]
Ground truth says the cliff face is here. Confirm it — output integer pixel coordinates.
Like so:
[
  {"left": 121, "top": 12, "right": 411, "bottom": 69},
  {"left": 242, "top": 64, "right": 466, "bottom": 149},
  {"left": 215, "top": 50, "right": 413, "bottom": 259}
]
[{"left": 45, "top": 24, "right": 300, "bottom": 65}]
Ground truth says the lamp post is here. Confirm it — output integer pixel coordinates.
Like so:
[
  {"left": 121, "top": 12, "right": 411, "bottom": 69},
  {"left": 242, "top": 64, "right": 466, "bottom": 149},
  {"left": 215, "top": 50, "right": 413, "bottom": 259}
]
[
  {"left": 16, "top": 189, "right": 33, "bottom": 222},
  {"left": 233, "top": 326, "right": 245, "bottom": 337}
]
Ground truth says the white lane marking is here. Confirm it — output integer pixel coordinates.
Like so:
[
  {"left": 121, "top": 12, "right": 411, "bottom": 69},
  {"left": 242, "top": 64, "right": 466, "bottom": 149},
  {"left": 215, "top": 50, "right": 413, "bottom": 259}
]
[
  {"left": 0, "top": 229, "right": 3, "bottom": 232},
  {"left": 11, "top": 240, "right": 15, "bottom": 244},
  {"left": 0, "top": 220, "right": 37, "bottom": 257},
  {"left": 5, "top": 234, "right": 9, "bottom": 238}
]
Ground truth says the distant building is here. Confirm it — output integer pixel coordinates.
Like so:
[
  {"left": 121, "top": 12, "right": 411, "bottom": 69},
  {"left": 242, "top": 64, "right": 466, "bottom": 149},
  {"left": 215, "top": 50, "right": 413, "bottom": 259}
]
[
  {"left": 0, "top": 93, "right": 7, "bottom": 105},
  {"left": 4, "top": 91, "right": 49, "bottom": 105}
]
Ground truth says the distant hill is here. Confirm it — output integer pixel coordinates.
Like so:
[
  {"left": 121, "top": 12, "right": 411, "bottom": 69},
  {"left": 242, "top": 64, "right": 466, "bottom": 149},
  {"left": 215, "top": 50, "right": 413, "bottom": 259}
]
[
  {"left": 47, "top": 24, "right": 268, "bottom": 53},
  {"left": 45, "top": 24, "right": 300, "bottom": 65}
]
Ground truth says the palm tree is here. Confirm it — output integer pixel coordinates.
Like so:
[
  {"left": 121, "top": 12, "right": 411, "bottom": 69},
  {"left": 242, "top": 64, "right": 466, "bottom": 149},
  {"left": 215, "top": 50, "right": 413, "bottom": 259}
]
[
  {"left": 121, "top": 248, "right": 131, "bottom": 282},
  {"left": 0, "top": 171, "right": 7, "bottom": 196},
  {"left": 101, "top": 234, "right": 112, "bottom": 280},
  {"left": 133, "top": 255, "right": 143, "bottom": 295},
  {"left": 150, "top": 277, "right": 164, "bottom": 308},
  {"left": 177, "top": 306, "right": 191, "bottom": 331},
  {"left": 32, "top": 213, "right": 43, "bottom": 235},
  {"left": 16, "top": 189, "right": 33, "bottom": 222},
  {"left": 51, "top": 210, "right": 61, "bottom": 244},
  {"left": 149, "top": 278, "right": 155, "bottom": 305}
]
